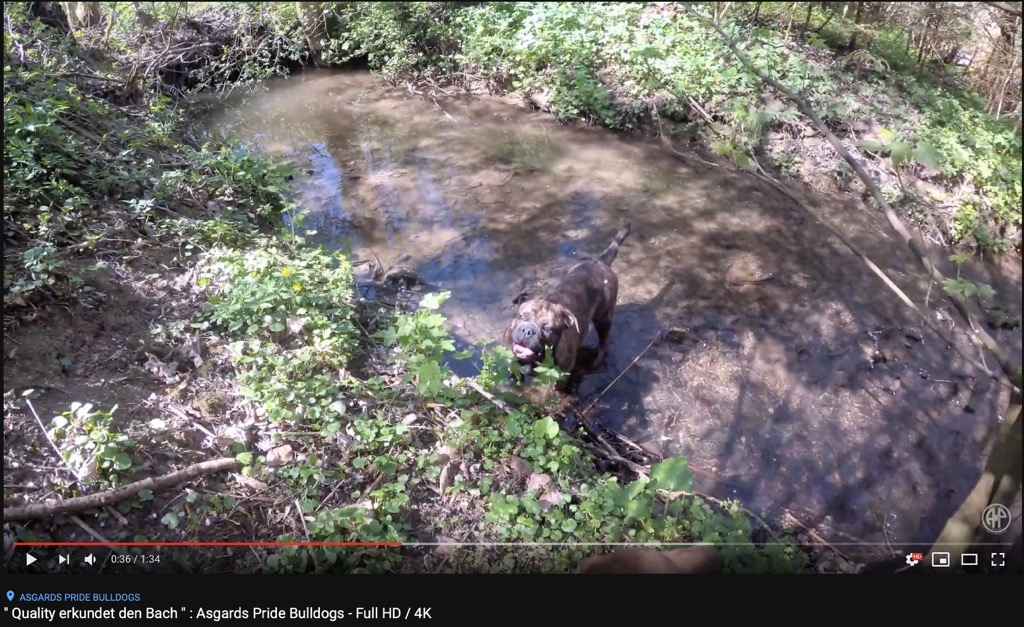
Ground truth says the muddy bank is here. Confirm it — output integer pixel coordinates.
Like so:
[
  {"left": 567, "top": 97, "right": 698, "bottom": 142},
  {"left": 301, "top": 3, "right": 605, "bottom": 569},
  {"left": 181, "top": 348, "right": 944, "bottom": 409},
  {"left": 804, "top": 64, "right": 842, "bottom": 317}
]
[{"left": 197, "top": 69, "right": 1022, "bottom": 557}]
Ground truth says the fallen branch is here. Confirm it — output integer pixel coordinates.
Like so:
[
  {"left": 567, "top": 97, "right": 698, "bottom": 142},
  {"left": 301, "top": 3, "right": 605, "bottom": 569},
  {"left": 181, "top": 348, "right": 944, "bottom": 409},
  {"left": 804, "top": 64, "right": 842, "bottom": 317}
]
[
  {"left": 781, "top": 511, "right": 853, "bottom": 562},
  {"left": 574, "top": 412, "right": 651, "bottom": 477},
  {"left": 4, "top": 457, "right": 241, "bottom": 522},
  {"left": 685, "top": 5, "right": 1017, "bottom": 387}
]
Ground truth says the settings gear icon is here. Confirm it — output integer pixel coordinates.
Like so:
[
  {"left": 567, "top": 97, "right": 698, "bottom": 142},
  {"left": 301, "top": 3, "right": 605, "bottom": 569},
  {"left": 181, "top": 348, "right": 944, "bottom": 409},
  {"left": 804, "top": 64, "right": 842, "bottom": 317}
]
[{"left": 905, "top": 553, "right": 921, "bottom": 566}]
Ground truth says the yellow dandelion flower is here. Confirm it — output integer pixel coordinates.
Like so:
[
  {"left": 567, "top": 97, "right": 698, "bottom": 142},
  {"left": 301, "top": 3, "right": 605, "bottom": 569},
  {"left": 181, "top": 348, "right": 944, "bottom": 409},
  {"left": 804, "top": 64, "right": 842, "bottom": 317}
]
[
  {"left": 281, "top": 267, "right": 294, "bottom": 278},
  {"left": 292, "top": 282, "right": 302, "bottom": 292}
]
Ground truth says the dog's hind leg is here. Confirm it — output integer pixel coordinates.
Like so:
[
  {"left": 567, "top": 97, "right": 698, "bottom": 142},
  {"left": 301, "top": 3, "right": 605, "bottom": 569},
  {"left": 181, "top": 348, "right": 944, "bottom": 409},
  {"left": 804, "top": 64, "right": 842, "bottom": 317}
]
[{"left": 594, "top": 315, "right": 613, "bottom": 366}]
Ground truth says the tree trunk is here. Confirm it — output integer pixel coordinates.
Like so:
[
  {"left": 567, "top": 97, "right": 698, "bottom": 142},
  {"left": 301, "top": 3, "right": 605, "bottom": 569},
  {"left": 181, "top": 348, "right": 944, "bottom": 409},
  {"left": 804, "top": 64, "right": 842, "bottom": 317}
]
[
  {"left": 64, "top": 2, "right": 103, "bottom": 29},
  {"left": 27, "top": 1, "right": 70, "bottom": 35},
  {"left": 784, "top": 2, "right": 800, "bottom": 40},
  {"left": 131, "top": 1, "right": 156, "bottom": 29},
  {"left": 995, "top": 45, "right": 1020, "bottom": 116},
  {"left": 847, "top": 2, "right": 863, "bottom": 51},
  {"left": 916, "top": 3, "right": 940, "bottom": 70},
  {"left": 296, "top": 2, "right": 329, "bottom": 64}
]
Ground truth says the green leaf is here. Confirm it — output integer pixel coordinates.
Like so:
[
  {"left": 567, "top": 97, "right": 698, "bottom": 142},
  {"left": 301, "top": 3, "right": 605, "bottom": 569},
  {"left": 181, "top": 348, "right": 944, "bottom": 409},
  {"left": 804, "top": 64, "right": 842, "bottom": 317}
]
[
  {"left": 949, "top": 252, "right": 972, "bottom": 266},
  {"left": 889, "top": 141, "right": 912, "bottom": 167},
  {"left": 624, "top": 495, "right": 651, "bottom": 519},
  {"left": 377, "top": 327, "right": 398, "bottom": 346},
  {"left": 942, "top": 278, "right": 990, "bottom": 300},
  {"left": 533, "top": 416, "right": 560, "bottom": 440},
  {"left": 419, "top": 291, "right": 450, "bottom": 311},
  {"left": 113, "top": 452, "right": 133, "bottom": 470},
  {"left": 161, "top": 511, "right": 180, "bottom": 529},
  {"left": 976, "top": 283, "right": 997, "bottom": 302},
  {"left": 651, "top": 457, "right": 694, "bottom": 492},
  {"left": 877, "top": 127, "right": 898, "bottom": 143},
  {"left": 856, "top": 139, "right": 885, "bottom": 152},
  {"left": 639, "top": 46, "right": 663, "bottom": 60},
  {"left": 235, "top": 452, "right": 253, "bottom": 465},
  {"left": 623, "top": 477, "right": 649, "bottom": 502},
  {"left": 415, "top": 360, "right": 443, "bottom": 396},
  {"left": 911, "top": 143, "right": 943, "bottom": 169}
]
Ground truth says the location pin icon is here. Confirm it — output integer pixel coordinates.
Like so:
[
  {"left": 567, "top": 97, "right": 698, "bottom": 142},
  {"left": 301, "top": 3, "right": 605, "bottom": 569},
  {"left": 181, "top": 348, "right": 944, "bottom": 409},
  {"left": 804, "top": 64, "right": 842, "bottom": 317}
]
[{"left": 6, "top": 590, "right": 13, "bottom": 601}]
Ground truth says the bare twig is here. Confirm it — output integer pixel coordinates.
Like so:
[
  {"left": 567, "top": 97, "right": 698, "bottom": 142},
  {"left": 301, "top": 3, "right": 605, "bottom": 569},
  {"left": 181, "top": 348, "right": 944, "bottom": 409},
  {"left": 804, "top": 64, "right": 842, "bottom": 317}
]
[
  {"left": 781, "top": 511, "right": 854, "bottom": 562},
  {"left": 22, "top": 396, "right": 83, "bottom": 484},
  {"left": 295, "top": 497, "right": 320, "bottom": 571},
  {"left": 580, "top": 335, "right": 660, "bottom": 417},
  {"left": 70, "top": 515, "right": 128, "bottom": 555},
  {"left": 464, "top": 378, "right": 515, "bottom": 413}
]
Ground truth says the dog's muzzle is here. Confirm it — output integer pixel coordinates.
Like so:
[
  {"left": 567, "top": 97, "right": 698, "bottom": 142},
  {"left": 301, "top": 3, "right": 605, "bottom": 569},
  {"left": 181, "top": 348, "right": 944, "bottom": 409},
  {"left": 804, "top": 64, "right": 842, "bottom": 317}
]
[{"left": 510, "top": 322, "right": 545, "bottom": 362}]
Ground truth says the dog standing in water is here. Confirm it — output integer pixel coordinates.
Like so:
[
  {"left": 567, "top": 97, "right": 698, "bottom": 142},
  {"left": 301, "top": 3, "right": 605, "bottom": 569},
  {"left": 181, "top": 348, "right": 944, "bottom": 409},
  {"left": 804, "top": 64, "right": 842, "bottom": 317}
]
[{"left": 503, "top": 223, "right": 631, "bottom": 393}]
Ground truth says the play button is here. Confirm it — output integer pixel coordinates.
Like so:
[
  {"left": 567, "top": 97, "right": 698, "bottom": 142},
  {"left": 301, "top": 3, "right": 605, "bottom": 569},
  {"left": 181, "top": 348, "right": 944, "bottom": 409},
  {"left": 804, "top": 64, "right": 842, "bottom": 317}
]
[{"left": 26, "top": 553, "right": 37, "bottom": 566}]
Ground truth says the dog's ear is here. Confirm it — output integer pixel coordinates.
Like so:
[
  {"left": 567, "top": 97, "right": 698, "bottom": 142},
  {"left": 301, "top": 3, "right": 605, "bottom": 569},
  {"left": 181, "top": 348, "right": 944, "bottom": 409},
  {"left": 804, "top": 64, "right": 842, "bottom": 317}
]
[
  {"left": 556, "top": 305, "right": 580, "bottom": 334},
  {"left": 512, "top": 289, "right": 531, "bottom": 306}
]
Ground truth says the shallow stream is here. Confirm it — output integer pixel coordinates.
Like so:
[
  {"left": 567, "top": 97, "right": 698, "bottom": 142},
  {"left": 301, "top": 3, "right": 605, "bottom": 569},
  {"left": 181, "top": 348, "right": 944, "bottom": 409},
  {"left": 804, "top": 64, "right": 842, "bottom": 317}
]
[{"left": 196, "top": 69, "right": 1022, "bottom": 558}]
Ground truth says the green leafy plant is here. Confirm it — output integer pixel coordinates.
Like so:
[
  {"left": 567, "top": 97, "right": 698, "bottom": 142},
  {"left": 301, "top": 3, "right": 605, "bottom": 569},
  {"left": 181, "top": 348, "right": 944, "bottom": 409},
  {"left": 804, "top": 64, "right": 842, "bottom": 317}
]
[
  {"left": 376, "top": 291, "right": 459, "bottom": 399},
  {"left": 196, "top": 244, "right": 359, "bottom": 426},
  {"left": 48, "top": 402, "right": 134, "bottom": 487},
  {"left": 857, "top": 128, "right": 943, "bottom": 170},
  {"left": 943, "top": 252, "right": 997, "bottom": 303}
]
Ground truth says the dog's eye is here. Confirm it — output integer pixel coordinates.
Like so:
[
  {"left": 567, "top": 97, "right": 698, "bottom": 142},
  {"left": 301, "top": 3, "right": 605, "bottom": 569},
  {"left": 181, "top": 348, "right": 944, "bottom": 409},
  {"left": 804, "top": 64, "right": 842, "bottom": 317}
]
[{"left": 542, "top": 323, "right": 551, "bottom": 333}]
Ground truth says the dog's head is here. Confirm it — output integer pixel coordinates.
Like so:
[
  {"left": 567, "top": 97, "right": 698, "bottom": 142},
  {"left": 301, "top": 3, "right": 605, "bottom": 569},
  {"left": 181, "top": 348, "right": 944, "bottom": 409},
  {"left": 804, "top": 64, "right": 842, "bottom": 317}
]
[{"left": 504, "top": 290, "right": 579, "bottom": 368}]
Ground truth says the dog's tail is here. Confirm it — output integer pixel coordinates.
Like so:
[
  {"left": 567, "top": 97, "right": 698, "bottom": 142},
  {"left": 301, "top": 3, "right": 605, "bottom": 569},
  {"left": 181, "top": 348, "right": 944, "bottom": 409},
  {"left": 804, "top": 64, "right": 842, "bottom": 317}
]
[{"left": 598, "top": 222, "right": 631, "bottom": 266}]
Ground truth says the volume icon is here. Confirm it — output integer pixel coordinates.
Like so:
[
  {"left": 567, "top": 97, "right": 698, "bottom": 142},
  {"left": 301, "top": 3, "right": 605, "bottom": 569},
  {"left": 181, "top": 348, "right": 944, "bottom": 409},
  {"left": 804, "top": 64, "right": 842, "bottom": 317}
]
[{"left": 84, "top": 554, "right": 95, "bottom": 565}]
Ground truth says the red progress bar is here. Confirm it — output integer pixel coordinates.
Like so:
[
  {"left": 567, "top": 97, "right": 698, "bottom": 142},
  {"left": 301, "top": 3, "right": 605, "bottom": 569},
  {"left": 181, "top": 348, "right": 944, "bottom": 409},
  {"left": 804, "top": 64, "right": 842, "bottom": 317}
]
[{"left": 14, "top": 542, "right": 403, "bottom": 547}]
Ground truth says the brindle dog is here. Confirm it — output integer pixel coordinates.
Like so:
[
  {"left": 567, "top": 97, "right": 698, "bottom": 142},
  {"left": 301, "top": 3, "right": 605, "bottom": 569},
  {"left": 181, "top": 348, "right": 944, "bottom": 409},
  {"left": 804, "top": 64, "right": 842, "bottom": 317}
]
[{"left": 503, "top": 223, "right": 631, "bottom": 392}]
